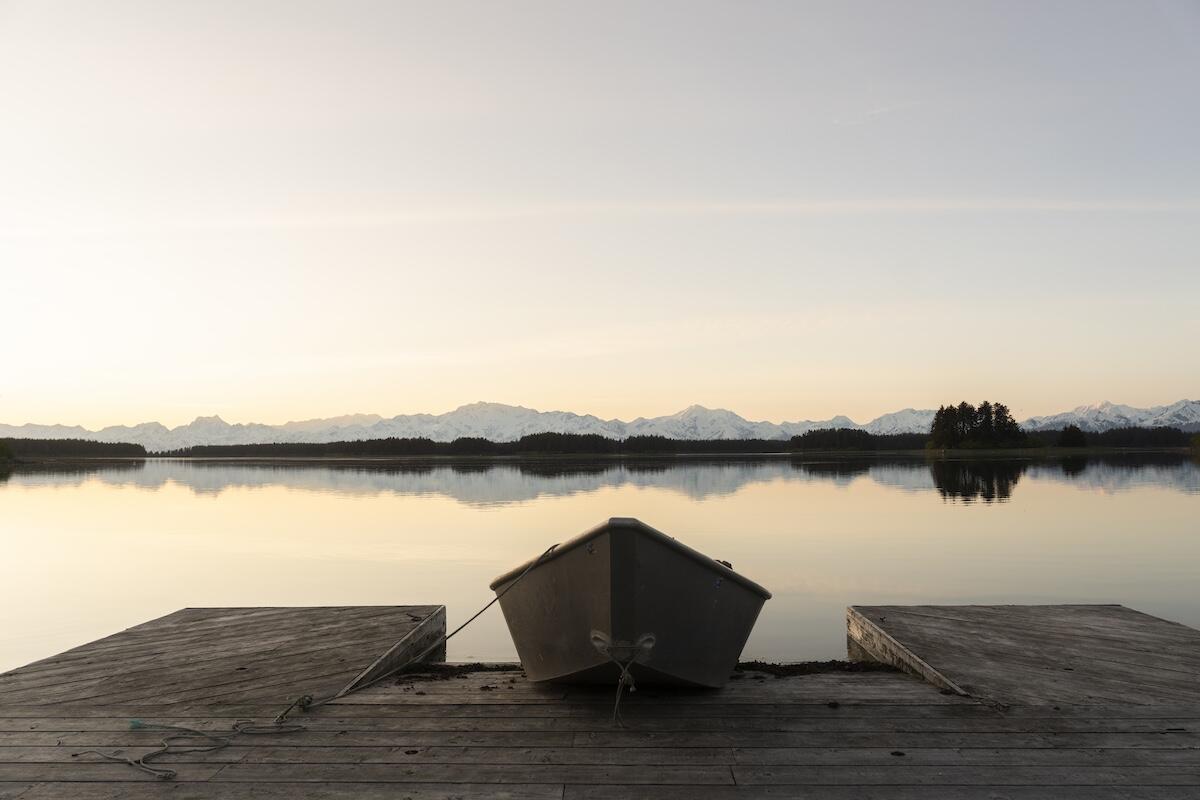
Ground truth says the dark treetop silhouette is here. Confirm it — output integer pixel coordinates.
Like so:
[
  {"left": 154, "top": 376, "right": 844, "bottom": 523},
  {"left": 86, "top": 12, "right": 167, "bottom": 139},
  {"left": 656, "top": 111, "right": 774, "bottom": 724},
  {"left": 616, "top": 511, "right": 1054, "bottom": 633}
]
[{"left": 928, "top": 401, "right": 1024, "bottom": 449}]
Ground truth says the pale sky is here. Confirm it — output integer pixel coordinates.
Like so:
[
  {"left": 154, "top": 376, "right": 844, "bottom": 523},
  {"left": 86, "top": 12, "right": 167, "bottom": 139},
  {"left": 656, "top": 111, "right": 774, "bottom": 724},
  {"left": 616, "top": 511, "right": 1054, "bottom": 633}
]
[{"left": 2, "top": 0, "right": 1198, "bottom": 429}]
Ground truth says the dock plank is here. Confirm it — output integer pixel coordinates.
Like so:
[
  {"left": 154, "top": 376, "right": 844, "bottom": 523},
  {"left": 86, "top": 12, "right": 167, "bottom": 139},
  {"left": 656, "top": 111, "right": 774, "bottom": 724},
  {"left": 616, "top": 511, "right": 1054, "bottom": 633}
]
[
  {"left": 566, "top": 789, "right": 1200, "bottom": 800},
  {"left": 13, "top": 783, "right": 565, "bottom": 799},
  {"left": 9, "top": 712, "right": 1200, "bottom": 734},
  {"left": 733, "top": 764, "right": 1200, "bottom": 785},
  {"left": 213, "top": 762, "right": 737, "bottom": 784},
  {"left": 10, "top": 744, "right": 1200, "bottom": 768}
]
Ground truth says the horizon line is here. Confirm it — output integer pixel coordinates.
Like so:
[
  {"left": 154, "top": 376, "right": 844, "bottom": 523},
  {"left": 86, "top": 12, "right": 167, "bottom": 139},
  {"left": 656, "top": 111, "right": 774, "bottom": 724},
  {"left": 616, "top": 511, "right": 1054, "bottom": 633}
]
[{"left": 2, "top": 397, "right": 1195, "bottom": 433}]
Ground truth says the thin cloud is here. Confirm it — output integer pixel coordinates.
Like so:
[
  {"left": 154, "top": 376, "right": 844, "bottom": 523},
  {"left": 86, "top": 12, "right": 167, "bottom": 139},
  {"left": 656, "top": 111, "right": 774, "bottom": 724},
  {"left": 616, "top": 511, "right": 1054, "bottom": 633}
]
[{"left": 832, "top": 102, "right": 923, "bottom": 127}]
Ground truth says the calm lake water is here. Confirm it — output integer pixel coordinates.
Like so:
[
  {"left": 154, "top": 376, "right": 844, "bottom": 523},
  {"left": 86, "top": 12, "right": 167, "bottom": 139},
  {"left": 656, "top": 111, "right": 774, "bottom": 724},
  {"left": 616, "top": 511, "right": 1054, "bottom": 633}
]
[{"left": 2, "top": 454, "right": 1198, "bottom": 673}]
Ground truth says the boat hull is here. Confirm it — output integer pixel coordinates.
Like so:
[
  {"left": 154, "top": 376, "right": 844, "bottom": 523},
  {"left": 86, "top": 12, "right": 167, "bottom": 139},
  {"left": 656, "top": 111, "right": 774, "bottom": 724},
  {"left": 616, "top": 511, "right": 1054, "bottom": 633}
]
[{"left": 491, "top": 518, "right": 770, "bottom": 689}]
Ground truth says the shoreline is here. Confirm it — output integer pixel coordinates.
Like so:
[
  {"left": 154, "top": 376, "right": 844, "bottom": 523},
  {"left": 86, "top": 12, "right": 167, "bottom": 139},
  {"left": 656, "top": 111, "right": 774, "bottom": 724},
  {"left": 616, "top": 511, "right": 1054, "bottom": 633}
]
[{"left": 5, "top": 445, "right": 1193, "bottom": 468}]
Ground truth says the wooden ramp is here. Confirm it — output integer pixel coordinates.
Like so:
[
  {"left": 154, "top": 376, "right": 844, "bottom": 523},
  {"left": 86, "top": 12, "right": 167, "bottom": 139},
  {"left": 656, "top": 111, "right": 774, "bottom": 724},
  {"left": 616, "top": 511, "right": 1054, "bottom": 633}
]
[
  {"left": 0, "top": 606, "right": 446, "bottom": 708},
  {"left": 848, "top": 604, "right": 1200, "bottom": 705}
]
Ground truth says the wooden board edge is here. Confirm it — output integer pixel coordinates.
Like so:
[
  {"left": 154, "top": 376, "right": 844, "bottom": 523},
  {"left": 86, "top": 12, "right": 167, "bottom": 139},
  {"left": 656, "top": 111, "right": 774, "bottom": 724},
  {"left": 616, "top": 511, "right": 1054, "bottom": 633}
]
[
  {"left": 336, "top": 606, "right": 448, "bottom": 698},
  {"left": 845, "top": 606, "right": 968, "bottom": 697}
]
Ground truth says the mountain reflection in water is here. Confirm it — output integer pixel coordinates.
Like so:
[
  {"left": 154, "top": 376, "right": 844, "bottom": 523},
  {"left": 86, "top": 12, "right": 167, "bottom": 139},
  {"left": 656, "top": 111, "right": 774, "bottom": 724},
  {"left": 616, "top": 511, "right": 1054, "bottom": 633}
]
[{"left": 5, "top": 453, "right": 1197, "bottom": 506}]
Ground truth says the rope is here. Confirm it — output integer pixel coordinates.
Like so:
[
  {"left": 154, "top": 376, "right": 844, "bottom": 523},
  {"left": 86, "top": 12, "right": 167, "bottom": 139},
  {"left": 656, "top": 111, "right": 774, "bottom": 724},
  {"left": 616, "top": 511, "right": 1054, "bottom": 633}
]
[
  {"left": 72, "top": 722, "right": 235, "bottom": 780},
  {"left": 274, "top": 542, "right": 561, "bottom": 720},
  {"left": 591, "top": 631, "right": 656, "bottom": 727},
  {"left": 73, "top": 542, "right": 561, "bottom": 779}
]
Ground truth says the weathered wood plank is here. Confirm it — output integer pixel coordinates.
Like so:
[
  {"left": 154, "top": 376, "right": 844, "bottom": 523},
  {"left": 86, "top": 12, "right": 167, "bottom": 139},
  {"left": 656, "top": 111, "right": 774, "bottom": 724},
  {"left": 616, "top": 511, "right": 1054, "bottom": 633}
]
[
  {"left": 734, "top": 765, "right": 1200, "bottom": 785},
  {"left": 0, "top": 730, "right": 578, "bottom": 748},
  {"left": 0, "top": 764, "right": 226, "bottom": 782},
  {"left": 567, "top": 788, "right": 1200, "bottom": 800},
  {"left": 6, "top": 700, "right": 1200, "bottom": 719},
  {"left": 15, "top": 782, "right": 564, "bottom": 799},
  {"left": 572, "top": 730, "right": 1200, "bottom": 748},
  {"left": 9, "top": 744, "right": 1200, "bottom": 768},
  {"left": 729, "top": 746, "right": 1200, "bottom": 767},
  {"left": 10, "top": 713, "right": 1197, "bottom": 734},
  {"left": 5, "top": 701, "right": 1200, "bottom": 722},
  {"left": 5, "top": 727, "right": 1197, "bottom": 750},
  {"left": 211, "top": 762, "right": 736, "bottom": 784}
]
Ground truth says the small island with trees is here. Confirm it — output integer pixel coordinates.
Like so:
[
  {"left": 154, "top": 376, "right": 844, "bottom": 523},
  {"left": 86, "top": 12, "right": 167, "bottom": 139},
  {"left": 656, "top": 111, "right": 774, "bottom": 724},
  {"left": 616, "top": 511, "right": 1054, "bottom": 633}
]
[{"left": 927, "top": 401, "right": 1024, "bottom": 449}]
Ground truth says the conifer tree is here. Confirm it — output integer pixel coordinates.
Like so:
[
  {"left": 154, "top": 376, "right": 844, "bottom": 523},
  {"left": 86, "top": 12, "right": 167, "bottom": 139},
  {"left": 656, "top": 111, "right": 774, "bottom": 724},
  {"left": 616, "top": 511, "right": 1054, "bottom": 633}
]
[{"left": 977, "top": 401, "right": 995, "bottom": 444}]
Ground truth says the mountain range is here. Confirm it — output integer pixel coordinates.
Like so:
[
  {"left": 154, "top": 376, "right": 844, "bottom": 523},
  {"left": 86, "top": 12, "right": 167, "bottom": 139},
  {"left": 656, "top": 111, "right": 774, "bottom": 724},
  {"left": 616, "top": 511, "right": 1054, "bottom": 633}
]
[
  {"left": 2, "top": 399, "right": 1197, "bottom": 453},
  {"left": 1021, "top": 400, "right": 1200, "bottom": 433}
]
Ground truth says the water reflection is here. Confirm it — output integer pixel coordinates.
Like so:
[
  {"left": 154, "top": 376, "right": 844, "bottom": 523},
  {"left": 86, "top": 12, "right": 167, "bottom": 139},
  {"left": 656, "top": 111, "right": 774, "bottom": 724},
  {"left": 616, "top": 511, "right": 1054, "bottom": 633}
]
[
  {"left": 4, "top": 454, "right": 1197, "bottom": 505},
  {"left": 2, "top": 452, "right": 1198, "bottom": 673},
  {"left": 793, "top": 459, "right": 873, "bottom": 484},
  {"left": 929, "top": 460, "right": 1024, "bottom": 503}
]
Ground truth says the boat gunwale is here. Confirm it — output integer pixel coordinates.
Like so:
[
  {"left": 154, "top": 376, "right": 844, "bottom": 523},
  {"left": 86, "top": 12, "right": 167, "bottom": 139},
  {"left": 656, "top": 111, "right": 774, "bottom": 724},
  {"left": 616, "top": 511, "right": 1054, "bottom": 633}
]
[{"left": 487, "top": 517, "right": 772, "bottom": 599}]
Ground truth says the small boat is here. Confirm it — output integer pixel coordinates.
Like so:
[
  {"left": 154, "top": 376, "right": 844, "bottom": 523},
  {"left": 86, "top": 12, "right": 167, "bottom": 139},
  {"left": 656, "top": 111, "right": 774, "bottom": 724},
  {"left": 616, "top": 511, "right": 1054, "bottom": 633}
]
[{"left": 489, "top": 517, "right": 771, "bottom": 688}]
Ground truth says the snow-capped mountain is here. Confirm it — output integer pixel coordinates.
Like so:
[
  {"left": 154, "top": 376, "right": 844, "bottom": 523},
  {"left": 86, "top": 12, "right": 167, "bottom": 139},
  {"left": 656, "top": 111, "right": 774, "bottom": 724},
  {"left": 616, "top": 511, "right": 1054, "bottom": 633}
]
[
  {"left": 0, "top": 402, "right": 926, "bottom": 451},
  {"left": 1, "top": 400, "right": 1195, "bottom": 452},
  {"left": 280, "top": 414, "right": 383, "bottom": 433},
  {"left": 1022, "top": 400, "right": 1200, "bottom": 433},
  {"left": 862, "top": 408, "right": 937, "bottom": 435}
]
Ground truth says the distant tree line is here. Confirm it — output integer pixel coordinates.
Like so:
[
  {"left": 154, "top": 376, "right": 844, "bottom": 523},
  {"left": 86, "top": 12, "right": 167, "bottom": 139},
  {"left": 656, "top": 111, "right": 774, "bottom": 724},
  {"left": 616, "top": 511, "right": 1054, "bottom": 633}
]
[
  {"left": 928, "top": 401, "right": 1025, "bottom": 448},
  {"left": 1089, "top": 426, "right": 1191, "bottom": 448},
  {"left": 1055, "top": 424, "right": 1088, "bottom": 448},
  {"left": 154, "top": 430, "right": 942, "bottom": 458},
  {"left": 789, "top": 428, "right": 927, "bottom": 451},
  {"left": 609, "top": 436, "right": 791, "bottom": 454},
  {"left": 1025, "top": 426, "right": 1192, "bottom": 449},
  {"left": 0, "top": 438, "right": 147, "bottom": 458},
  {"left": 4, "top": 423, "right": 1191, "bottom": 461},
  {"left": 157, "top": 433, "right": 796, "bottom": 458}
]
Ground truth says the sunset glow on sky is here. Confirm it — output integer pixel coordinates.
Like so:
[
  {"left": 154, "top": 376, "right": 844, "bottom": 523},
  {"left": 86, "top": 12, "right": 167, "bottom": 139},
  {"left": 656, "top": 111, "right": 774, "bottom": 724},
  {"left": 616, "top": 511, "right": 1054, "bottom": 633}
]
[{"left": 2, "top": 1, "right": 1197, "bottom": 428}]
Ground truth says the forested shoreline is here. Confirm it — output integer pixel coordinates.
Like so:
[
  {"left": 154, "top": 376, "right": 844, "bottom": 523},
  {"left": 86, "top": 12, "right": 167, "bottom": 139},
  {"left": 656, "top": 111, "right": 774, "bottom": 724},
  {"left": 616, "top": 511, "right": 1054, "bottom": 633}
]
[
  {"left": 2, "top": 426, "right": 1193, "bottom": 460},
  {"left": 0, "top": 438, "right": 147, "bottom": 459}
]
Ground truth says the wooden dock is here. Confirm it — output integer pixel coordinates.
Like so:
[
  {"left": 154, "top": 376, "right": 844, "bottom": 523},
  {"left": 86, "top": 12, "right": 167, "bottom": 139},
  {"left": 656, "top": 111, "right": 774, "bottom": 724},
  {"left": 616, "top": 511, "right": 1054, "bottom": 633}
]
[
  {"left": 847, "top": 604, "right": 1200, "bottom": 706},
  {"left": 1, "top": 604, "right": 1198, "bottom": 798}
]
